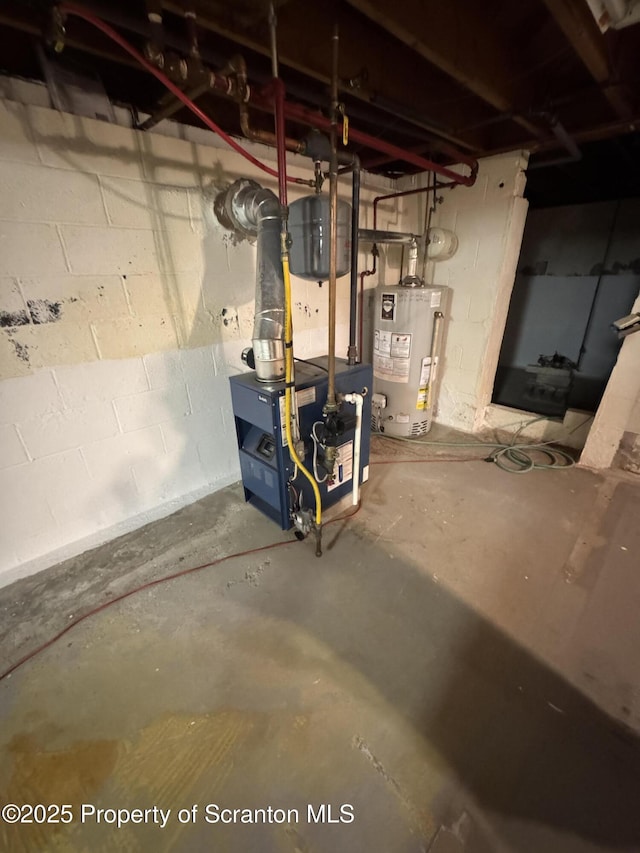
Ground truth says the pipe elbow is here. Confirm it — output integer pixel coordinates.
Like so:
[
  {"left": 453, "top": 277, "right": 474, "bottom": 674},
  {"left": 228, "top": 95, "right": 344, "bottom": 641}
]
[
  {"left": 255, "top": 189, "right": 281, "bottom": 221},
  {"left": 341, "top": 392, "right": 363, "bottom": 406}
]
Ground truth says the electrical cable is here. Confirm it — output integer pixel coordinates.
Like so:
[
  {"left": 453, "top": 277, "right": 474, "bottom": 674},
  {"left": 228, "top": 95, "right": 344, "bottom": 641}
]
[
  {"left": 373, "top": 434, "right": 575, "bottom": 473},
  {"left": 371, "top": 456, "right": 485, "bottom": 465},
  {"left": 311, "top": 421, "right": 328, "bottom": 483},
  {"left": 294, "top": 357, "right": 329, "bottom": 373},
  {"left": 0, "top": 538, "right": 295, "bottom": 684},
  {"left": 0, "top": 501, "right": 368, "bottom": 684},
  {"left": 0, "top": 414, "right": 588, "bottom": 684},
  {"left": 59, "top": 3, "right": 311, "bottom": 187}
]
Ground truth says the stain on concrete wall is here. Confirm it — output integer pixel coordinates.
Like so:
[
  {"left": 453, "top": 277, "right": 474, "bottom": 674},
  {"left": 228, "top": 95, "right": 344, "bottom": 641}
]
[
  {"left": 28, "top": 299, "right": 64, "bottom": 324},
  {"left": 0, "top": 98, "right": 390, "bottom": 382}
]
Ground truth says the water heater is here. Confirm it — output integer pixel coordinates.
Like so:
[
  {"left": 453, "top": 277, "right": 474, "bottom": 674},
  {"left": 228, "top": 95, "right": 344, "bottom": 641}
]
[{"left": 372, "top": 284, "right": 450, "bottom": 437}]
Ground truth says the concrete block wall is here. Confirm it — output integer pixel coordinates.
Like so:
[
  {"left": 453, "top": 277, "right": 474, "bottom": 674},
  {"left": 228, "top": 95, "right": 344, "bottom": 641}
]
[
  {"left": 0, "top": 90, "right": 394, "bottom": 585},
  {"left": 581, "top": 293, "right": 640, "bottom": 471},
  {"left": 394, "top": 152, "right": 529, "bottom": 431}
]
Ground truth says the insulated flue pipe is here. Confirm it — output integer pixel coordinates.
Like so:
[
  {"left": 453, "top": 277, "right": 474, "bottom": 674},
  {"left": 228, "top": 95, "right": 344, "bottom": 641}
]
[
  {"left": 218, "top": 180, "right": 285, "bottom": 382},
  {"left": 253, "top": 194, "right": 286, "bottom": 381}
]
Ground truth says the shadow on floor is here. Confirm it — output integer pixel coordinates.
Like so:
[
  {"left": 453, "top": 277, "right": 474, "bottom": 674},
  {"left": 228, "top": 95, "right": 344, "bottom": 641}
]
[
  {"left": 1, "top": 475, "right": 640, "bottom": 852},
  {"left": 233, "top": 516, "right": 640, "bottom": 851}
]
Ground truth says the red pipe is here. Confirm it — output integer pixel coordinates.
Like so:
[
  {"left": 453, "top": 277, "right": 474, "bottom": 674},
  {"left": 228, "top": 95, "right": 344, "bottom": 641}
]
[
  {"left": 59, "top": 3, "right": 310, "bottom": 187},
  {"left": 263, "top": 100, "right": 478, "bottom": 186},
  {"left": 60, "top": 3, "right": 478, "bottom": 187},
  {"left": 373, "top": 182, "right": 455, "bottom": 231}
]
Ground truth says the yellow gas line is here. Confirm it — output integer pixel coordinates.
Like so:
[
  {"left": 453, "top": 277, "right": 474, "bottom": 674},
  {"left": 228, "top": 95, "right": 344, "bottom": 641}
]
[{"left": 282, "top": 251, "right": 322, "bottom": 526}]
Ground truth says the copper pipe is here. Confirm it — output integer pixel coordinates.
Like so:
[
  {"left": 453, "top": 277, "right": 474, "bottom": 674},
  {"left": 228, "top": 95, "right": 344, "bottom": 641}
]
[
  {"left": 325, "top": 22, "right": 339, "bottom": 416},
  {"left": 60, "top": 3, "right": 477, "bottom": 185},
  {"left": 60, "top": 4, "right": 313, "bottom": 186},
  {"left": 238, "top": 100, "right": 306, "bottom": 154}
]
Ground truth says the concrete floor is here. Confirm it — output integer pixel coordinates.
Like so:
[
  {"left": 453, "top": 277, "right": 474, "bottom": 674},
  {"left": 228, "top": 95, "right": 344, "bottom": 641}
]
[{"left": 1, "top": 431, "right": 640, "bottom": 852}]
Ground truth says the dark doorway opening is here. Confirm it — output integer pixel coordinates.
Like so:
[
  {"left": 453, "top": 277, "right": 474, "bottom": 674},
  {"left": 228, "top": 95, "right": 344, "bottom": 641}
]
[{"left": 493, "top": 198, "right": 640, "bottom": 417}]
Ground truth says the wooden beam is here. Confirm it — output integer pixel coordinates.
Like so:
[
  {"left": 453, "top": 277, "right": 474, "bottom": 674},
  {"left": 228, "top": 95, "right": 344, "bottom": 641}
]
[
  {"left": 481, "top": 115, "right": 640, "bottom": 159},
  {"left": 162, "top": 0, "right": 486, "bottom": 152},
  {"left": 542, "top": 0, "right": 633, "bottom": 118},
  {"left": 0, "top": 11, "right": 141, "bottom": 71},
  {"left": 345, "top": 0, "right": 545, "bottom": 139}
]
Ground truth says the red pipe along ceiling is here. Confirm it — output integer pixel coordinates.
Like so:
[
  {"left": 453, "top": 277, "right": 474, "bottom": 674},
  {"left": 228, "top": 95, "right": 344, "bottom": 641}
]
[
  {"left": 262, "top": 99, "right": 478, "bottom": 186},
  {"left": 58, "top": 3, "right": 478, "bottom": 187}
]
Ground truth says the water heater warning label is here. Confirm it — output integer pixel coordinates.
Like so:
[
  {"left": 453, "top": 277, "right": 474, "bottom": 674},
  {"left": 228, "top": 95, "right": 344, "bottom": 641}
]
[
  {"left": 373, "top": 330, "right": 411, "bottom": 383},
  {"left": 416, "top": 356, "right": 432, "bottom": 410},
  {"left": 374, "top": 329, "right": 391, "bottom": 355},
  {"left": 391, "top": 333, "right": 411, "bottom": 358}
]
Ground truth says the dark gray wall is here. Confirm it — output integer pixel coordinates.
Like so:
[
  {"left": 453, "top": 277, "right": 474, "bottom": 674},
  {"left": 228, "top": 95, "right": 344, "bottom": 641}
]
[{"left": 499, "top": 199, "right": 640, "bottom": 378}]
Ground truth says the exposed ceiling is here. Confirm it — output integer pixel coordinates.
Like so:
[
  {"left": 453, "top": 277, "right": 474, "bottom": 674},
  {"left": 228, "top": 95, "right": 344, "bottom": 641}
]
[{"left": 0, "top": 0, "right": 639, "bottom": 203}]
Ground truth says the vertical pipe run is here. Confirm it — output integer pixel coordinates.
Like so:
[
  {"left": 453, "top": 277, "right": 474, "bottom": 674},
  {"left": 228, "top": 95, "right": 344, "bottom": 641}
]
[
  {"left": 341, "top": 393, "right": 363, "bottom": 506},
  {"left": 269, "top": 3, "right": 279, "bottom": 79},
  {"left": 269, "top": 5, "right": 321, "bottom": 538},
  {"left": 421, "top": 172, "right": 435, "bottom": 285},
  {"left": 359, "top": 245, "right": 377, "bottom": 362},
  {"left": 347, "top": 157, "right": 361, "bottom": 364},
  {"left": 184, "top": 1, "right": 199, "bottom": 58},
  {"left": 325, "top": 22, "right": 340, "bottom": 414},
  {"left": 426, "top": 311, "right": 444, "bottom": 411},
  {"left": 145, "top": 0, "right": 164, "bottom": 53},
  {"left": 274, "top": 79, "right": 288, "bottom": 207}
]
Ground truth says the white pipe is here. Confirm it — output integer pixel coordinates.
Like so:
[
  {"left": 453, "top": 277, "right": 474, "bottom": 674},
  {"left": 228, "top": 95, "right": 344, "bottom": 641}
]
[{"left": 342, "top": 393, "right": 364, "bottom": 506}]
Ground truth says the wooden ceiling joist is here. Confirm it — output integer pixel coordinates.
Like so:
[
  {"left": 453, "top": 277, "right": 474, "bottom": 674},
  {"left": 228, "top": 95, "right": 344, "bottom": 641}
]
[
  {"left": 345, "top": 0, "right": 546, "bottom": 140},
  {"left": 542, "top": 0, "right": 634, "bottom": 119}
]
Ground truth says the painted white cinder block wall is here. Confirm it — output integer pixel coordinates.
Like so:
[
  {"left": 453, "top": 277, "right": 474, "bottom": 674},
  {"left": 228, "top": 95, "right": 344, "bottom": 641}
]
[
  {"left": 580, "top": 293, "right": 640, "bottom": 469},
  {"left": 0, "top": 82, "right": 530, "bottom": 586},
  {"left": 0, "top": 92, "right": 397, "bottom": 586}
]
